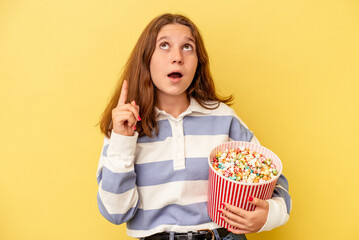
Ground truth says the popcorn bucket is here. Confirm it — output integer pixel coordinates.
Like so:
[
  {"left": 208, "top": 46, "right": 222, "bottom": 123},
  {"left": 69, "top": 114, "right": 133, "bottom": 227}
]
[{"left": 207, "top": 141, "right": 282, "bottom": 229}]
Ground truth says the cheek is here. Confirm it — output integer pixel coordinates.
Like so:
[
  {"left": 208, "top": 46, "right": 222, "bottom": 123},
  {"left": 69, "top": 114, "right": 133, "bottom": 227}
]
[
  {"left": 189, "top": 54, "right": 198, "bottom": 69},
  {"left": 150, "top": 55, "right": 163, "bottom": 77},
  {"left": 149, "top": 61, "right": 157, "bottom": 79},
  {"left": 190, "top": 59, "right": 198, "bottom": 74}
]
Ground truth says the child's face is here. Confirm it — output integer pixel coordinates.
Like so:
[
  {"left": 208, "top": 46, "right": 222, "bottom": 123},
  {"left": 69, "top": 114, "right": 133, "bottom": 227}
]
[{"left": 150, "top": 23, "right": 198, "bottom": 100}]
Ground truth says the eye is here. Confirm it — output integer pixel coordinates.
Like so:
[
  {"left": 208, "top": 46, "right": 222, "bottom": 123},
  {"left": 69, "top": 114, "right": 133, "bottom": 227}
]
[
  {"left": 159, "top": 42, "right": 169, "bottom": 50},
  {"left": 183, "top": 44, "right": 193, "bottom": 51}
]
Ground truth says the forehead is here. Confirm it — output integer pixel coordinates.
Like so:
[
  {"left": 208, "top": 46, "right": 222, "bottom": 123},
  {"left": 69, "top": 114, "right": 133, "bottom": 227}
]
[{"left": 156, "top": 24, "right": 194, "bottom": 41}]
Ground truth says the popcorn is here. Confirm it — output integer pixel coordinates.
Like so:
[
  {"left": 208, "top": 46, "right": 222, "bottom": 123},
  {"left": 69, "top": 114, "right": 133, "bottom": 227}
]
[
  {"left": 211, "top": 148, "right": 278, "bottom": 183},
  {"left": 208, "top": 141, "right": 283, "bottom": 228}
]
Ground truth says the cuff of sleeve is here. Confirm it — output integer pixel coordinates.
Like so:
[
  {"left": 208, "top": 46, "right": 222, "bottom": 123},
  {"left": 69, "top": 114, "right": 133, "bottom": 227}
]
[
  {"left": 257, "top": 199, "right": 289, "bottom": 232},
  {"left": 107, "top": 130, "right": 138, "bottom": 157},
  {"left": 105, "top": 131, "right": 139, "bottom": 172}
]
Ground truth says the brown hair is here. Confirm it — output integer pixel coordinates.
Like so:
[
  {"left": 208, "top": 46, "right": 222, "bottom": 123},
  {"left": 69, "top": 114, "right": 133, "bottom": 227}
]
[{"left": 99, "top": 13, "right": 233, "bottom": 138}]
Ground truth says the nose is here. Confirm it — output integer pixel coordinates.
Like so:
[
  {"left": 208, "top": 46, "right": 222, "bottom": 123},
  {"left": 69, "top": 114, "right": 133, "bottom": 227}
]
[{"left": 171, "top": 47, "right": 183, "bottom": 64}]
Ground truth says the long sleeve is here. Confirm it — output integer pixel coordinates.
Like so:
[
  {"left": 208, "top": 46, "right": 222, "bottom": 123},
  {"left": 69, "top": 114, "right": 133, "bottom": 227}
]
[
  {"left": 96, "top": 130, "right": 140, "bottom": 225},
  {"left": 258, "top": 174, "right": 291, "bottom": 231},
  {"left": 250, "top": 135, "right": 292, "bottom": 232},
  {"left": 229, "top": 109, "right": 292, "bottom": 231}
]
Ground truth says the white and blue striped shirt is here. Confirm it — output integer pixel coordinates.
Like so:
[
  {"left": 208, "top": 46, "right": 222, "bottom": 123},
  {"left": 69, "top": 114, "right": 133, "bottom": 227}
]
[{"left": 97, "top": 98, "right": 291, "bottom": 238}]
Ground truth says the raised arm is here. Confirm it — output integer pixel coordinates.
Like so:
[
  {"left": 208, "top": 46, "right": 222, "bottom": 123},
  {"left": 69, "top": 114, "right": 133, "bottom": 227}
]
[{"left": 96, "top": 80, "right": 141, "bottom": 224}]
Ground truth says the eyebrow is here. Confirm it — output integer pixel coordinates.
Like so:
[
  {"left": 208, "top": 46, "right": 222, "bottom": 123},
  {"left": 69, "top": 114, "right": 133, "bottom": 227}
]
[{"left": 156, "top": 36, "right": 196, "bottom": 44}]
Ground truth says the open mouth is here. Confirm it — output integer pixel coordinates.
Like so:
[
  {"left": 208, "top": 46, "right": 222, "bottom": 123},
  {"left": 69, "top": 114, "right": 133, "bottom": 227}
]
[{"left": 167, "top": 72, "right": 183, "bottom": 79}]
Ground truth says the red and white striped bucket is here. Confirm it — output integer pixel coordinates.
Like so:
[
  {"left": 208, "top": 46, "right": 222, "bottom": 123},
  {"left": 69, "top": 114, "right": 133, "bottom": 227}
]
[{"left": 207, "top": 141, "right": 282, "bottom": 229}]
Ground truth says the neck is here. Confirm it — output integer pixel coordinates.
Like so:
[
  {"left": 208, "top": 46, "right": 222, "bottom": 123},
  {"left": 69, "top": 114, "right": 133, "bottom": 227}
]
[{"left": 156, "top": 93, "right": 190, "bottom": 118}]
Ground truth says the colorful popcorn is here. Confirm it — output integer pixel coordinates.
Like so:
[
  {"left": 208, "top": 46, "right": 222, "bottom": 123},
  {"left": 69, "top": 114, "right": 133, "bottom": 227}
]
[{"left": 212, "top": 147, "right": 278, "bottom": 183}]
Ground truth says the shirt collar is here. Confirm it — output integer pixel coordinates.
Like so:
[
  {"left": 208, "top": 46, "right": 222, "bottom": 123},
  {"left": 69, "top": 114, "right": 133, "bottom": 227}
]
[{"left": 155, "top": 97, "right": 213, "bottom": 118}]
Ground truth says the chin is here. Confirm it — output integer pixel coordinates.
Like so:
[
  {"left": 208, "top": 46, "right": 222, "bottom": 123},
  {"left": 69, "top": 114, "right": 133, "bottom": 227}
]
[{"left": 158, "top": 88, "right": 188, "bottom": 98}]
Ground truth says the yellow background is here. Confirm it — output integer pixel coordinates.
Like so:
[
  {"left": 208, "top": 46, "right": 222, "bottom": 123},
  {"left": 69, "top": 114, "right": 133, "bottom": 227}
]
[{"left": 1, "top": 0, "right": 358, "bottom": 239}]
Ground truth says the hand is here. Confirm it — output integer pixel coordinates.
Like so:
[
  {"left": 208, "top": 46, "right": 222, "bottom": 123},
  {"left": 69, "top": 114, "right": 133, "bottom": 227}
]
[
  {"left": 111, "top": 80, "right": 141, "bottom": 136},
  {"left": 219, "top": 196, "right": 269, "bottom": 234}
]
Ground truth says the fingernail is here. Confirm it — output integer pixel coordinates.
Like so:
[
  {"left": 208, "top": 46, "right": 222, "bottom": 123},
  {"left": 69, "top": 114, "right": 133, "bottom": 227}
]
[
  {"left": 218, "top": 209, "right": 222, "bottom": 213},
  {"left": 133, "top": 125, "right": 136, "bottom": 130},
  {"left": 138, "top": 116, "right": 141, "bottom": 121},
  {"left": 248, "top": 196, "right": 253, "bottom": 202},
  {"left": 133, "top": 101, "right": 136, "bottom": 105},
  {"left": 221, "top": 203, "right": 226, "bottom": 207}
]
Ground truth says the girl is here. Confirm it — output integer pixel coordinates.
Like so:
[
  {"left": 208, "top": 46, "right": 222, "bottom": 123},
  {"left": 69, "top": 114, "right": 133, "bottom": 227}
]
[{"left": 97, "top": 13, "right": 291, "bottom": 240}]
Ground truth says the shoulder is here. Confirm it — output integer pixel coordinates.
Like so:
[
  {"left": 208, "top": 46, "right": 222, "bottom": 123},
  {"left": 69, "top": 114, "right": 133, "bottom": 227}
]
[
  {"left": 202, "top": 101, "right": 251, "bottom": 130},
  {"left": 201, "top": 100, "right": 236, "bottom": 116}
]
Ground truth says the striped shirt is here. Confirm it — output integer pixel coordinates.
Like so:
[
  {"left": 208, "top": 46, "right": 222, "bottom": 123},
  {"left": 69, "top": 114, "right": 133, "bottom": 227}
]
[{"left": 96, "top": 98, "right": 291, "bottom": 238}]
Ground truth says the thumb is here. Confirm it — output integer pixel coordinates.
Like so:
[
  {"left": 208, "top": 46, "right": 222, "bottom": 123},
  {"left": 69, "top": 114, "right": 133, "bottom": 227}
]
[
  {"left": 248, "top": 196, "right": 269, "bottom": 209},
  {"left": 131, "top": 100, "right": 140, "bottom": 112},
  {"left": 131, "top": 100, "right": 136, "bottom": 108}
]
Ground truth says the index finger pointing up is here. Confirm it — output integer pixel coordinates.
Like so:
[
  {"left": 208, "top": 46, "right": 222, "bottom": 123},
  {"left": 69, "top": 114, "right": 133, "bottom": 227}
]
[{"left": 117, "top": 80, "right": 128, "bottom": 106}]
